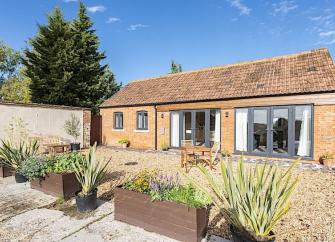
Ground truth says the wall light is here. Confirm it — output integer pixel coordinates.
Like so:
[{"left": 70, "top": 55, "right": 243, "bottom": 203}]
[{"left": 225, "top": 112, "right": 229, "bottom": 118}]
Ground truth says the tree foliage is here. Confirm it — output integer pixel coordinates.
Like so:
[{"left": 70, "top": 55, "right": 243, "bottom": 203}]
[
  {"left": 170, "top": 60, "right": 182, "bottom": 74},
  {"left": 0, "top": 76, "right": 31, "bottom": 103},
  {"left": 0, "top": 41, "right": 21, "bottom": 83},
  {"left": 23, "top": 4, "right": 120, "bottom": 111}
]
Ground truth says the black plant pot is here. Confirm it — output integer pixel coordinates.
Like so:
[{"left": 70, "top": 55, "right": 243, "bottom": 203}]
[
  {"left": 75, "top": 189, "right": 97, "bottom": 213},
  {"left": 230, "top": 225, "right": 275, "bottom": 242},
  {"left": 15, "top": 173, "right": 28, "bottom": 183},
  {"left": 70, "top": 143, "right": 81, "bottom": 151}
]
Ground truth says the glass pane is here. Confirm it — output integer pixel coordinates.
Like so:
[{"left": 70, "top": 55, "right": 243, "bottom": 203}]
[
  {"left": 183, "top": 112, "right": 192, "bottom": 141},
  {"left": 295, "top": 106, "right": 312, "bottom": 157},
  {"left": 138, "top": 113, "right": 143, "bottom": 129},
  {"left": 273, "top": 109, "right": 289, "bottom": 154},
  {"left": 253, "top": 109, "right": 268, "bottom": 152},
  {"left": 210, "top": 110, "right": 216, "bottom": 146},
  {"left": 195, "top": 112, "right": 206, "bottom": 146},
  {"left": 236, "top": 108, "right": 248, "bottom": 152},
  {"left": 143, "top": 113, "right": 148, "bottom": 129}
]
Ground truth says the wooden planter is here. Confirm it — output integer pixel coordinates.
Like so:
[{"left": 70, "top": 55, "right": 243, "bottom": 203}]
[
  {"left": 114, "top": 187, "right": 209, "bottom": 242},
  {"left": 0, "top": 166, "right": 14, "bottom": 178},
  {"left": 31, "top": 172, "right": 81, "bottom": 198}
]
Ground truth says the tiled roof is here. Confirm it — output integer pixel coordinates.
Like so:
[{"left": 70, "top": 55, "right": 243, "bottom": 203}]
[{"left": 102, "top": 48, "right": 335, "bottom": 107}]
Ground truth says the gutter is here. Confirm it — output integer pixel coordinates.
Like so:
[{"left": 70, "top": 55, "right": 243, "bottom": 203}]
[{"left": 154, "top": 105, "right": 158, "bottom": 150}]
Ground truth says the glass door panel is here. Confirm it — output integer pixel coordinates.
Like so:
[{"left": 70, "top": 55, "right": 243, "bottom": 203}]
[
  {"left": 253, "top": 109, "right": 268, "bottom": 153},
  {"left": 272, "top": 108, "right": 289, "bottom": 154},
  {"left": 183, "top": 111, "right": 192, "bottom": 143},
  {"left": 195, "top": 111, "right": 206, "bottom": 146}
]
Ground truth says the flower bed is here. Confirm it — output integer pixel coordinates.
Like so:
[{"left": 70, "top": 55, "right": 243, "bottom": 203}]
[
  {"left": 31, "top": 172, "right": 80, "bottom": 198},
  {"left": 114, "top": 170, "right": 211, "bottom": 242},
  {"left": 22, "top": 152, "right": 83, "bottom": 198}
]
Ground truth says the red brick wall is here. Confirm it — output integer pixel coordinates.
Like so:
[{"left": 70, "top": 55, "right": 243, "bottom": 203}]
[{"left": 101, "top": 106, "right": 156, "bottom": 149}]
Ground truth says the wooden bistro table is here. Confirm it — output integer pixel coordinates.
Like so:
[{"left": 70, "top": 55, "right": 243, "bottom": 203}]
[
  {"left": 181, "top": 146, "right": 212, "bottom": 170},
  {"left": 45, "top": 143, "right": 71, "bottom": 154}
]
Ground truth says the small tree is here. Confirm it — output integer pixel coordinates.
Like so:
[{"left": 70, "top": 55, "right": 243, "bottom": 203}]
[
  {"left": 170, "top": 60, "right": 182, "bottom": 74},
  {"left": 64, "top": 113, "right": 81, "bottom": 143}
]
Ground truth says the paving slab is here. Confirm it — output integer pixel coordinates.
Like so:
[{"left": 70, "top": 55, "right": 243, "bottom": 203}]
[{"left": 0, "top": 177, "right": 56, "bottom": 223}]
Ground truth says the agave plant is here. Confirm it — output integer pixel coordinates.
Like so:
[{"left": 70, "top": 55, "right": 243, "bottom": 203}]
[
  {"left": 0, "top": 139, "right": 39, "bottom": 172},
  {"left": 72, "top": 143, "right": 110, "bottom": 196},
  {"left": 184, "top": 157, "right": 298, "bottom": 241}
]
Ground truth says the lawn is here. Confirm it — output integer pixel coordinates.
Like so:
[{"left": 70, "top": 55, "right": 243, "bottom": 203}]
[{"left": 96, "top": 146, "right": 335, "bottom": 242}]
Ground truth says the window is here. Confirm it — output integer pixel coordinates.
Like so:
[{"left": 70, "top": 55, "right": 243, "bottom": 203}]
[
  {"left": 235, "top": 105, "right": 313, "bottom": 158},
  {"left": 137, "top": 111, "right": 148, "bottom": 130},
  {"left": 114, "top": 112, "right": 123, "bottom": 129}
]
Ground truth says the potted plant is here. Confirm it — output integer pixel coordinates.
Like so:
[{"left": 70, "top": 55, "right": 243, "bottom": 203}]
[
  {"left": 0, "top": 139, "right": 39, "bottom": 183},
  {"left": 72, "top": 143, "right": 110, "bottom": 212},
  {"left": 64, "top": 113, "right": 81, "bottom": 151},
  {"left": 115, "top": 170, "right": 211, "bottom": 242},
  {"left": 118, "top": 137, "right": 129, "bottom": 149},
  {"left": 22, "top": 152, "right": 82, "bottom": 198},
  {"left": 321, "top": 153, "right": 335, "bottom": 167},
  {"left": 160, "top": 141, "right": 169, "bottom": 151},
  {"left": 184, "top": 157, "right": 298, "bottom": 242}
]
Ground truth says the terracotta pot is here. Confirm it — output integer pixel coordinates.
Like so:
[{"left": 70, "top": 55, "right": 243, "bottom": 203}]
[{"left": 323, "top": 158, "right": 335, "bottom": 167}]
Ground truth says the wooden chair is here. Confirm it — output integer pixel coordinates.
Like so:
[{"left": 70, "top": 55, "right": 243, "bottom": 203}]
[{"left": 196, "top": 142, "right": 221, "bottom": 169}]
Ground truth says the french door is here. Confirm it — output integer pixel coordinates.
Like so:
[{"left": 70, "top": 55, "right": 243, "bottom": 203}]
[
  {"left": 182, "top": 110, "right": 209, "bottom": 147},
  {"left": 170, "top": 109, "right": 221, "bottom": 148},
  {"left": 250, "top": 106, "right": 292, "bottom": 157}
]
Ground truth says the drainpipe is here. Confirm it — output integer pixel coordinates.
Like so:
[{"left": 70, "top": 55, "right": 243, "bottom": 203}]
[{"left": 154, "top": 105, "right": 158, "bottom": 150}]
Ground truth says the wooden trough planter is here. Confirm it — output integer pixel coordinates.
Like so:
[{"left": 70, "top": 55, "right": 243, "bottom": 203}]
[
  {"left": 0, "top": 166, "right": 14, "bottom": 178},
  {"left": 114, "top": 187, "right": 209, "bottom": 242},
  {"left": 31, "top": 172, "right": 81, "bottom": 199}
]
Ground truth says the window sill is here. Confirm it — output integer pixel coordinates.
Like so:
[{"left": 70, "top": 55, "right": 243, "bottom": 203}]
[
  {"left": 112, "top": 129, "right": 124, "bottom": 132},
  {"left": 134, "top": 129, "right": 149, "bottom": 133}
]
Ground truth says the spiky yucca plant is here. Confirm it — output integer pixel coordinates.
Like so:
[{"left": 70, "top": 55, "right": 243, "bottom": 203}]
[
  {"left": 0, "top": 139, "right": 39, "bottom": 172},
  {"left": 185, "top": 157, "right": 298, "bottom": 241},
  {"left": 72, "top": 143, "right": 110, "bottom": 196}
]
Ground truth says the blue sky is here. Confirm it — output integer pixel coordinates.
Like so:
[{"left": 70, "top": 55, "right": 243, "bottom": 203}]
[{"left": 0, "top": 0, "right": 335, "bottom": 84}]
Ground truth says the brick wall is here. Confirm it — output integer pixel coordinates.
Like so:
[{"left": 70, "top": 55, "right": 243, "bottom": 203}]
[
  {"left": 156, "top": 111, "right": 170, "bottom": 150},
  {"left": 314, "top": 105, "right": 335, "bottom": 161},
  {"left": 101, "top": 94, "right": 335, "bottom": 162},
  {"left": 101, "top": 106, "right": 156, "bottom": 149}
]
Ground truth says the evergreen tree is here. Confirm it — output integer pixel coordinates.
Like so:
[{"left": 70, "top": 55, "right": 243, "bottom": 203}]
[
  {"left": 23, "top": 4, "right": 120, "bottom": 111},
  {"left": 170, "top": 60, "right": 182, "bottom": 74},
  {"left": 23, "top": 7, "right": 72, "bottom": 104}
]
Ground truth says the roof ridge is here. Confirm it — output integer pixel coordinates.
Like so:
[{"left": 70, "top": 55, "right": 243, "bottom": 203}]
[{"left": 129, "top": 48, "right": 330, "bottom": 83}]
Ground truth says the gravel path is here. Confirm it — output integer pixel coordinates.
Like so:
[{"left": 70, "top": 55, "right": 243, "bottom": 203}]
[{"left": 97, "top": 146, "right": 335, "bottom": 242}]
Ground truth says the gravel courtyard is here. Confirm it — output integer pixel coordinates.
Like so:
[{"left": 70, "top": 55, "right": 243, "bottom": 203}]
[{"left": 97, "top": 146, "right": 335, "bottom": 242}]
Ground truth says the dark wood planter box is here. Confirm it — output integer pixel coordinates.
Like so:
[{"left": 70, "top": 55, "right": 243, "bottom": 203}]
[
  {"left": 31, "top": 172, "right": 81, "bottom": 199},
  {"left": 0, "top": 166, "right": 14, "bottom": 178},
  {"left": 114, "top": 187, "right": 208, "bottom": 242}
]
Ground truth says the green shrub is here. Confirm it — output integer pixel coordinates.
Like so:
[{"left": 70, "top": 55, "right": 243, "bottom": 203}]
[
  {"left": 72, "top": 143, "right": 110, "bottom": 196},
  {"left": 0, "top": 139, "right": 39, "bottom": 173},
  {"left": 122, "top": 169, "right": 158, "bottom": 194},
  {"left": 164, "top": 184, "right": 211, "bottom": 208},
  {"left": 160, "top": 142, "right": 169, "bottom": 151},
  {"left": 52, "top": 152, "right": 83, "bottom": 173},
  {"left": 117, "top": 137, "right": 129, "bottom": 145},
  {"left": 122, "top": 170, "right": 211, "bottom": 208},
  {"left": 321, "top": 152, "right": 334, "bottom": 160},
  {"left": 185, "top": 157, "right": 298, "bottom": 240},
  {"left": 21, "top": 156, "right": 53, "bottom": 180}
]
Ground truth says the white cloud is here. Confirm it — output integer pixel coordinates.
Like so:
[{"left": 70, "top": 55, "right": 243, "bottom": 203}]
[
  {"left": 319, "top": 30, "right": 335, "bottom": 37},
  {"left": 87, "top": 5, "right": 106, "bottom": 13},
  {"left": 315, "top": 38, "right": 335, "bottom": 45},
  {"left": 128, "top": 24, "right": 148, "bottom": 31},
  {"left": 272, "top": 1, "right": 298, "bottom": 15},
  {"left": 63, "top": 0, "right": 77, "bottom": 2},
  {"left": 106, "top": 17, "right": 120, "bottom": 24},
  {"left": 226, "top": 0, "right": 251, "bottom": 16}
]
